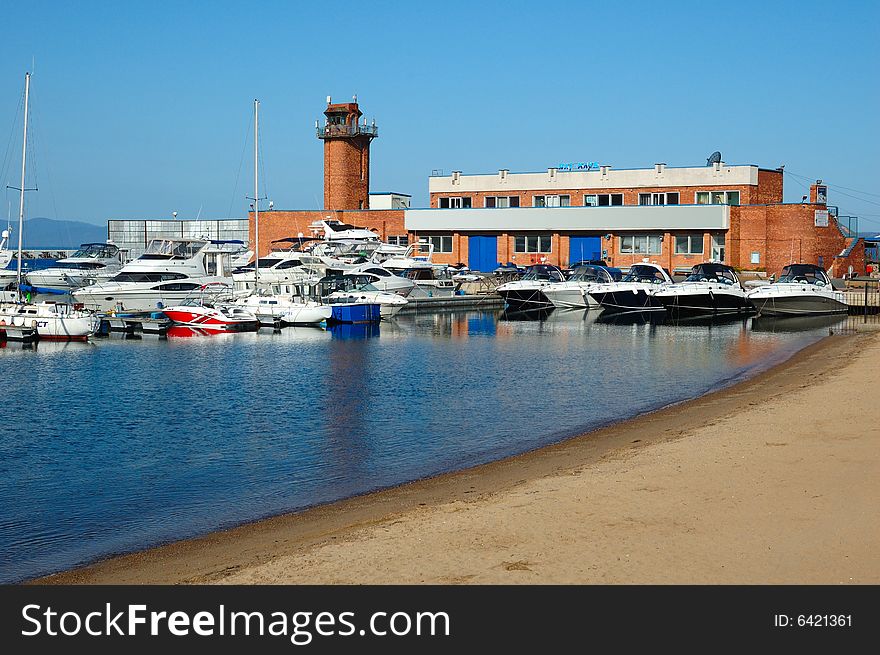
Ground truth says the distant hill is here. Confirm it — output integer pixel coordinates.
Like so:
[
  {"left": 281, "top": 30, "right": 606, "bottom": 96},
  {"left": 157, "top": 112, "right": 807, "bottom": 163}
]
[{"left": 2, "top": 218, "right": 107, "bottom": 249}]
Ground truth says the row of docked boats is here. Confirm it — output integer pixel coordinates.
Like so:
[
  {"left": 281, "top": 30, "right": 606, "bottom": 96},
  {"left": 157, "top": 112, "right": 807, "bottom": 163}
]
[{"left": 497, "top": 262, "right": 849, "bottom": 318}]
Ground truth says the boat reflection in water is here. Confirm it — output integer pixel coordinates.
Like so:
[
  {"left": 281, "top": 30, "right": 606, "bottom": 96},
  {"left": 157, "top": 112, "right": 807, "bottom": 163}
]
[
  {"left": 329, "top": 322, "right": 380, "bottom": 339},
  {"left": 500, "top": 306, "right": 555, "bottom": 322},
  {"left": 750, "top": 314, "right": 848, "bottom": 334},
  {"left": 166, "top": 325, "right": 235, "bottom": 338},
  {"left": 595, "top": 310, "right": 667, "bottom": 326}
]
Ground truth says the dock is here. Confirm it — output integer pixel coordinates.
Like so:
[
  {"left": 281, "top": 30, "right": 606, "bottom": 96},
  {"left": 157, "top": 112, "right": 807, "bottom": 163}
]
[
  {"left": 399, "top": 293, "right": 504, "bottom": 313},
  {"left": 0, "top": 325, "right": 38, "bottom": 342},
  {"left": 99, "top": 315, "right": 172, "bottom": 337}
]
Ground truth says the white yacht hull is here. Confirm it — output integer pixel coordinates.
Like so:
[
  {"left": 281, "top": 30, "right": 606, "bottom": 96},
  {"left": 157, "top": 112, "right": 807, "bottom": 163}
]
[
  {"left": 73, "top": 277, "right": 230, "bottom": 312},
  {"left": 0, "top": 302, "right": 97, "bottom": 340},
  {"left": 748, "top": 288, "right": 848, "bottom": 316},
  {"left": 543, "top": 285, "right": 601, "bottom": 309}
]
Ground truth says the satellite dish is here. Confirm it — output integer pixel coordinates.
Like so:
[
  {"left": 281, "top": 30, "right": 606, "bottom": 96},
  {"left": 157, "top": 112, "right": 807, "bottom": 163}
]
[{"left": 707, "top": 151, "right": 722, "bottom": 166}]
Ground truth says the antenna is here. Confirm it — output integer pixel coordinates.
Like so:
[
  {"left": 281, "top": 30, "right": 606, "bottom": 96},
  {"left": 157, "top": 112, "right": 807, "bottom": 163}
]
[{"left": 706, "top": 151, "right": 722, "bottom": 166}]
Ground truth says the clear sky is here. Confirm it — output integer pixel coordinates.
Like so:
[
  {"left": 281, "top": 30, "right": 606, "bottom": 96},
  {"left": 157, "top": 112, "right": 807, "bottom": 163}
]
[{"left": 1, "top": 0, "right": 878, "bottom": 227}]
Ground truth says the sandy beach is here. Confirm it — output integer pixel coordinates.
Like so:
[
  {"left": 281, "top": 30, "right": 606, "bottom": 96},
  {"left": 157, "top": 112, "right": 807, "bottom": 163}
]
[{"left": 38, "top": 331, "right": 880, "bottom": 585}]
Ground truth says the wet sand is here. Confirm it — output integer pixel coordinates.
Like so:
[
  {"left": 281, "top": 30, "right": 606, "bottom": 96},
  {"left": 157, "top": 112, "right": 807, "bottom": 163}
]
[{"left": 37, "top": 332, "right": 880, "bottom": 584}]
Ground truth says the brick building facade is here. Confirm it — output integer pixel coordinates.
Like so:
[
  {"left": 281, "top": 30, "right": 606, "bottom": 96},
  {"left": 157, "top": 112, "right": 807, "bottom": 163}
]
[{"left": 246, "top": 99, "right": 864, "bottom": 278}]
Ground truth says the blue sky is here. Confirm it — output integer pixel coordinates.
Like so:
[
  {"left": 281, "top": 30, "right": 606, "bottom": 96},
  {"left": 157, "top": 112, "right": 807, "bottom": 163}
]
[{"left": 1, "top": 0, "right": 878, "bottom": 227}]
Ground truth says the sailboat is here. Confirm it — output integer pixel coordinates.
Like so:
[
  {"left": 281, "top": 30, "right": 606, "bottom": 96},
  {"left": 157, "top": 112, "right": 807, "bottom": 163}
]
[
  {"left": 0, "top": 73, "right": 98, "bottom": 342},
  {"left": 224, "top": 98, "right": 331, "bottom": 327}
]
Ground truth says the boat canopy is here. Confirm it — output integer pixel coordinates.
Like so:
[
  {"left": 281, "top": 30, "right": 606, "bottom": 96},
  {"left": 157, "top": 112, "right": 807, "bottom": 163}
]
[
  {"left": 140, "top": 239, "right": 206, "bottom": 260},
  {"left": 622, "top": 264, "right": 671, "bottom": 284},
  {"left": 521, "top": 264, "right": 565, "bottom": 282},
  {"left": 69, "top": 243, "right": 120, "bottom": 258},
  {"left": 686, "top": 263, "right": 739, "bottom": 285},
  {"left": 777, "top": 264, "right": 831, "bottom": 285},
  {"left": 568, "top": 265, "right": 617, "bottom": 284}
]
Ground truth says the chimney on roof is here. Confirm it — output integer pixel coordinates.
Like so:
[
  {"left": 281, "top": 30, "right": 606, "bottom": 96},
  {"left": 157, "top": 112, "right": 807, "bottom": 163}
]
[{"left": 655, "top": 163, "right": 666, "bottom": 174}]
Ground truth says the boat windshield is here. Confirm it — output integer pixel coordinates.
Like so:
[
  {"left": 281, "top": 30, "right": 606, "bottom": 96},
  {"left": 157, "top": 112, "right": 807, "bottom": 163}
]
[
  {"left": 141, "top": 239, "right": 205, "bottom": 260},
  {"left": 522, "top": 265, "right": 565, "bottom": 282},
  {"left": 777, "top": 265, "right": 830, "bottom": 285},
  {"left": 70, "top": 243, "right": 119, "bottom": 259},
  {"left": 686, "top": 265, "right": 737, "bottom": 285},
  {"left": 569, "top": 266, "right": 613, "bottom": 283},
  {"left": 622, "top": 265, "right": 668, "bottom": 284},
  {"left": 237, "top": 258, "right": 283, "bottom": 270}
]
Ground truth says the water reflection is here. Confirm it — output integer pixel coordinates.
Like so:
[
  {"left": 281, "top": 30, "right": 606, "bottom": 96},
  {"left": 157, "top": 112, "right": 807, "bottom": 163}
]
[
  {"left": 0, "top": 308, "right": 839, "bottom": 583},
  {"left": 751, "top": 314, "right": 847, "bottom": 333}
]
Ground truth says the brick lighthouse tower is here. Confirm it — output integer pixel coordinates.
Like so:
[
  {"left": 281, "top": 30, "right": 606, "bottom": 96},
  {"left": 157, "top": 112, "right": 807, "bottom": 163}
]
[{"left": 317, "top": 95, "right": 377, "bottom": 210}]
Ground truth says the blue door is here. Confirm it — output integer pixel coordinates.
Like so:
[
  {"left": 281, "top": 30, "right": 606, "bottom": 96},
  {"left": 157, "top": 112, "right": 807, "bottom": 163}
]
[
  {"left": 568, "top": 236, "right": 602, "bottom": 265},
  {"left": 468, "top": 235, "right": 498, "bottom": 272}
]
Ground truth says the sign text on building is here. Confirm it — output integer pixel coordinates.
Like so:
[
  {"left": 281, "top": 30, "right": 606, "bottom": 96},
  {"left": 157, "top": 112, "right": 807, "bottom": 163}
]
[{"left": 557, "top": 162, "right": 600, "bottom": 171}]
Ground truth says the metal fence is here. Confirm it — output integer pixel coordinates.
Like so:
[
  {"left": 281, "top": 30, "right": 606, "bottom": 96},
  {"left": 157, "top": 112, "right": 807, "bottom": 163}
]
[{"left": 843, "top": 278, "right": 880, "bottom": 332}]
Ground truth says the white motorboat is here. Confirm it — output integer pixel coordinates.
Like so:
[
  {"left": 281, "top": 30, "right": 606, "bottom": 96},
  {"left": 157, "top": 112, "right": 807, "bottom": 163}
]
[
  {"left": 588, "top": 262, "right": 674, "bottom": 313},
  {"left": 25, "top": 242, "right": 123, "bottom": 292},
  {"left": 0, "top": 73, "right": 97, "bottom": 342},
  {"left": 0, "top": 227, "right": 13, "bottom": 270},
  {"left": 543, "top": 264, "right": 621, "bottom": 309},
  {"left": 317, "top": 273, "right": 409, "bottom": 318},
  {"left": 653, "top": 262, "right": 754, "bottom": 317},
  {"left": 381, "top": 241, "right": 435, "bottom": 272},
  {"left": 232, "top": 293, "right": 332, "bottom": 326},
  {"left": 345, "top": 263, "right": 416, "bottom": 296},
  {"left": 747, "top": 264, "right": 847, "bottom": 316},
  {"left": 309, "top": 219, "right": 381, "bottom": 242},
  {"left": 496, "top": 264, "right": 566, "bottom": 311},
  {"left": 72, "top": 237, "right": 240, "bottom": 312},
  {"left": 232, "top": 248, "right": 320, "bottom": 294}
]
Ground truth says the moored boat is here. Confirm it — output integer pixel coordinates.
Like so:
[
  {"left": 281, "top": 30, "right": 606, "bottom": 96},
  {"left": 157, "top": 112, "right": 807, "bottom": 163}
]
[
  {"left": 496, "top": 264, "right": 566, "bottom": 311},
  {"left": 747, "top": 263, "right": 847, "bottom": 316},
  {"left": 653, "top": 262, "right": 754, "bottom": 317},
  {"left": 588, "top": 262, "right": 674, "bottom": 313}
]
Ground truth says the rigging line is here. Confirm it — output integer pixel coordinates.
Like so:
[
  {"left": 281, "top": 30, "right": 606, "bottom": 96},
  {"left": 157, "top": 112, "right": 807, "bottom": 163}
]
[
  {"left": 226, "top": 108, "right": 251, "bottom": 220},
  {"left": 824, "top": 188, "right": 880, "bottom": 208},
  {"left": 0, "top": 88, "right": 25, "bottom": 196},
  {"left": 784, "top": 169, "right": 880, "bottom": 199}
]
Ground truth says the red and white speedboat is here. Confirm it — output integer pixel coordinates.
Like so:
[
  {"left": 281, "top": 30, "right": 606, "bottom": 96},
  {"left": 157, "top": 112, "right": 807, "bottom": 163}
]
[
  {"left": 163, "top": 286, "right": 260, "bottom": 331},
  {"left": 163, "top": 302, "right": 259, "bottom": 331}
]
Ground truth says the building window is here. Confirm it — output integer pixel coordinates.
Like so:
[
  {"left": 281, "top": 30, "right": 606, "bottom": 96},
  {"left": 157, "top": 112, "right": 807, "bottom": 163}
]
[
  {"left": 674, "top": 234, "right": 705, "bottom": 255},
  {"left": 484, "top": 196, "right": 520, "bottom": 208},
  {"left": 533, "top": 195, "right": 570, "bottom": 208},
  {"left": 424, "top": 235, "right": 453, "bottom": 253},
  {"left": 696, "top": 190, "right": 740, "bottom": 205},
  {"left": 387, "top": 235, "right": 408, "bottom": 246},
  {"left": 584, "top": 193, "right": 624, "bottom": 206},
  {"left": 438, "top": 196, "right": 472, "bottom": 209},
  {"left": 514, "top": 235, "right": 552, "bottom": 253},
  {"left": 619, "top": 235, "right": 662, "bottom": 254},
  {"left": 638, "top": 192, "right": 679, "bottom": 206}
]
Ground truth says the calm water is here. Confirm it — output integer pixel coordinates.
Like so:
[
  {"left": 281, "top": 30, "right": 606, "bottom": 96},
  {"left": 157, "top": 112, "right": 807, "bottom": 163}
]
[{"left": 0, "top": 309, "right": 846, "bottom": 582}]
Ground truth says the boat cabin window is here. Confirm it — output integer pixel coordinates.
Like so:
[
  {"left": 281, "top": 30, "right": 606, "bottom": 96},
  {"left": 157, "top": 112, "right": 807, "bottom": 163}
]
[
  {"left": 275, "top": 260, "right": 303, "bottom": 269},
  {"left": 111, "top": 272, "right": 187, "bottom": 283},
  {"left": 155, "top": 282, "right": 202, "bottom": 291}
]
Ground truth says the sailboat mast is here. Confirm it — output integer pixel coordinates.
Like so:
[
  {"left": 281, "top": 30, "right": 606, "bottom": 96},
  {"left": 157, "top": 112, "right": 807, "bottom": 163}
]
[
  {"left": 253, "top": 98, "right": 260, "bottom": 287},
  {"left": 16, "top": 72, "right": 30, "bottom": 300}
]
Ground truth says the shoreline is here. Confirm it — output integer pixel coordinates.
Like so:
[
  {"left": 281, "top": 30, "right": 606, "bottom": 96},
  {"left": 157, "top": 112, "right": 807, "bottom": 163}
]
[{"left": 35, "top": 332, "right": 871, "bottom": 584}]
